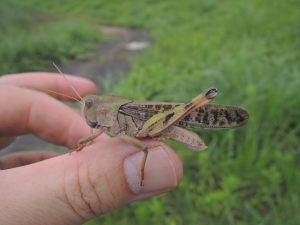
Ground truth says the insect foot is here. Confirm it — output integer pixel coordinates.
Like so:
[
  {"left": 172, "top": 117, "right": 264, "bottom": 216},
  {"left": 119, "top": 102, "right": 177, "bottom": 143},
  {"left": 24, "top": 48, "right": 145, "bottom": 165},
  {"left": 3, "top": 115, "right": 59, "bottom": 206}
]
[{"left": 124, "top": 143, "right": 182, "bottom": 194}]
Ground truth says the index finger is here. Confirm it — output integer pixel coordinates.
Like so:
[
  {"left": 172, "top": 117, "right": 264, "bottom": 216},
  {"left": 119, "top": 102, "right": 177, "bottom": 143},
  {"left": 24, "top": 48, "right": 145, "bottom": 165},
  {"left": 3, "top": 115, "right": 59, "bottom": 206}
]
[
  {"left": 0, "top": 85, "right": 91, "bottom": 149},
  {"left": 0, "top": 72, "right": 97, "bottom": 101}
]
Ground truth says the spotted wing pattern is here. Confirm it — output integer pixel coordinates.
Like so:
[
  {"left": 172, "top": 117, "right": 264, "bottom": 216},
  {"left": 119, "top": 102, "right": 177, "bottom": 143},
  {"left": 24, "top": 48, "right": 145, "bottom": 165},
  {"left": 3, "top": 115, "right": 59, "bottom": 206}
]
[{"left": 120, "top": 102, "right": 249, "bottom": 129}]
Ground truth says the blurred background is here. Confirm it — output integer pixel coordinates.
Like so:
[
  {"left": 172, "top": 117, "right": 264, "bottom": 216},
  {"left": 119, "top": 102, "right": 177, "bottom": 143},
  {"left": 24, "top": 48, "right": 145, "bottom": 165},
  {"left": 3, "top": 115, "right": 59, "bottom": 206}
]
[{"left": 1, "top": 0, "right": 299, "bottom": 224}]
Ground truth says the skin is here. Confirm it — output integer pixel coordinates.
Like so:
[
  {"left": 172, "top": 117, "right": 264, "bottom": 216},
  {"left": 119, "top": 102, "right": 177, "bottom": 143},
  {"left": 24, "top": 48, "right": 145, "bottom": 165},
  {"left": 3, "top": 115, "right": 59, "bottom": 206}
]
[{"left": 0, "top": 73, "right": 183, "bottom": 225}]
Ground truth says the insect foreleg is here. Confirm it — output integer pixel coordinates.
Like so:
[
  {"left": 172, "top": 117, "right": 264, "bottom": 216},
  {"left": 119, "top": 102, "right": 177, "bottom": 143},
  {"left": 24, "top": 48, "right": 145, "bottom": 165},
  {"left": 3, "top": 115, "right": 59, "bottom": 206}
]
[
  {"left": 74, "top": 128, "right": 104, "bottom": 151},
  {"left": 120, "top": 135, "right": 148, "bottom": 186}
]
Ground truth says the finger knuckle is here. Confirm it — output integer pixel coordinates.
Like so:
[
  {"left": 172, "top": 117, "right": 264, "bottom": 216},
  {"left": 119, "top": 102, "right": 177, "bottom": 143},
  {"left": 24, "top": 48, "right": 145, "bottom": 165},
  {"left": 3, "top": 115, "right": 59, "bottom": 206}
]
[{"left": 62, "top": 160, "right": 99, "bottom": 219}]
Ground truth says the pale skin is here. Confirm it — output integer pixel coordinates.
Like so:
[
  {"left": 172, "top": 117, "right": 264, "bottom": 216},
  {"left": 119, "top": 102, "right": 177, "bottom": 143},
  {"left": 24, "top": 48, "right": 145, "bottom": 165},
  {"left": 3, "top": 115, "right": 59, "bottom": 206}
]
[{"left": 0, "top": 73, "right": 183, "bottom": 225}]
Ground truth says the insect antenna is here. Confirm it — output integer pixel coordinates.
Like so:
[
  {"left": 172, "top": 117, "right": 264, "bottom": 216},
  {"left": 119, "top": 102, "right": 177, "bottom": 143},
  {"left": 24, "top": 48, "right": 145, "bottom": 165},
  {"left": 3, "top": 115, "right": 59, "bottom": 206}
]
[
  {"left": 52, "top": 62, "right": 83, "bottom": 102},
  {"left": 37, "top": 88, "right": 82, "bottom": 102}
]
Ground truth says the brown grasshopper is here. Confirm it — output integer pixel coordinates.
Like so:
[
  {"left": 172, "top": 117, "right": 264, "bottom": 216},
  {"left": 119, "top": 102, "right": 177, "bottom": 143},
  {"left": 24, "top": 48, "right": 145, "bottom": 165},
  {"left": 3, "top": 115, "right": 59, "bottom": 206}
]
[{"left": 55, "top": 66, "right": 249, "bottom": 186}]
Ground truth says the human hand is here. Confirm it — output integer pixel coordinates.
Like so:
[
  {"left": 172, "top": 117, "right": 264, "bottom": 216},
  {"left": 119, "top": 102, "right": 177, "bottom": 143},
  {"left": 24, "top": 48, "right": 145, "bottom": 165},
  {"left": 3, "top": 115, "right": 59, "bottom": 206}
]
[{"left": 0, "top": 73, "right": 183, "bottom": 225}]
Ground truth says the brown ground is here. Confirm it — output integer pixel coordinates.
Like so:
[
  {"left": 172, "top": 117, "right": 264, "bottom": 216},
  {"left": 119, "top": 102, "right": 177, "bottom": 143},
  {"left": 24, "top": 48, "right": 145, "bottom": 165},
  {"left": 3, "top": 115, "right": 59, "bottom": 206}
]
[
  {"left": 49, "top": 25, "right": 152, "bottom": 93},
  {"left": 1, "top": 26, "right": 152, "bottom": 155}
]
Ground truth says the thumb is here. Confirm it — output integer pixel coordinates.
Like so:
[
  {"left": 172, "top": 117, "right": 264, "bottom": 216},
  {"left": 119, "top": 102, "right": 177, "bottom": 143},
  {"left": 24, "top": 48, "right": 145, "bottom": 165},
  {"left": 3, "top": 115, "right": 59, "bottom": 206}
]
[{"left": 0, "top": 138, "right": 183, "bottom": 225}]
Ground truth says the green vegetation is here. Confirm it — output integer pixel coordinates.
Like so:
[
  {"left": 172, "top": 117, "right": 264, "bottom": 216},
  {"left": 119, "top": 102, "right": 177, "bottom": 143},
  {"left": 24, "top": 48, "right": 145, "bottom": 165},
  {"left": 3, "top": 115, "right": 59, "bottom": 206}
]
[
  {"left": 0, "top": 2, "right": 103, "bottom": 73},
  {"left": 1, "top": 0, "right": 300, "bottom": 224}
]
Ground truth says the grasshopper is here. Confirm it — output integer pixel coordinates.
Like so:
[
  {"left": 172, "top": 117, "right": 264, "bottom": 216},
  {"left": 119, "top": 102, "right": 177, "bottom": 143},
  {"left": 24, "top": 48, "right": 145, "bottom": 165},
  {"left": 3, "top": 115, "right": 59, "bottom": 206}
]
[{"left": 55, "top": 66, "right": 249, "bottom": 186}]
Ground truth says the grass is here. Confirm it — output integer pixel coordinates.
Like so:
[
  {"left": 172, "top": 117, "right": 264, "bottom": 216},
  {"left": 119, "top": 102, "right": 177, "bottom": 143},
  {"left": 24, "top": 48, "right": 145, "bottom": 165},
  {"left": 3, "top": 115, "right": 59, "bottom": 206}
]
[
  {"left": 1, "top": 0, "right": 300, "bottom": 224},
  {"left": 0, "top": 1, "right": 103, "bottom": 74}
]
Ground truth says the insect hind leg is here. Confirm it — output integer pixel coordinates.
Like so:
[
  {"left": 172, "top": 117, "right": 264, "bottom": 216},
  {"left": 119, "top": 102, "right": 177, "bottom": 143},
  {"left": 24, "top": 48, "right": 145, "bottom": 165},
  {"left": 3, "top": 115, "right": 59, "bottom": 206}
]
[{"left": 162, "top": 126, "right": 207, "bottom": 151}]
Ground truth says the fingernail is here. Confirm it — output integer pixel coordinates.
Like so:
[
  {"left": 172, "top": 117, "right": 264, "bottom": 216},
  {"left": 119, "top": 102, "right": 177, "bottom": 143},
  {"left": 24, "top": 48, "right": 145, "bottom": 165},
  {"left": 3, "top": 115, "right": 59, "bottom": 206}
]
[{"left": 124, "top": 145, "right": 179, "bottom": 194}]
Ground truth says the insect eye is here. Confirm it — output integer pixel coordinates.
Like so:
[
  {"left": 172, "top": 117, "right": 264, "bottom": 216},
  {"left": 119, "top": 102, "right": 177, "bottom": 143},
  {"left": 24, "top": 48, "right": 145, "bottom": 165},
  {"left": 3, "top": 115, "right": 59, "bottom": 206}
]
[{"left": 85, "top": 99, "right": 93, "bottom": 109}]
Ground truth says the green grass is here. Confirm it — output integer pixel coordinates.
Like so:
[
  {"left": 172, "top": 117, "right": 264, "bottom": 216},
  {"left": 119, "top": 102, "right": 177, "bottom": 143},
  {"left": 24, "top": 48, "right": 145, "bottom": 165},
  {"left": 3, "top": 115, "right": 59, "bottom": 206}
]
[
  {"left": 1, "top": 0, "right": 300, "bottom": 224},
  {"left": 0, "top": 1, "right": 103, "bottom": 74}
]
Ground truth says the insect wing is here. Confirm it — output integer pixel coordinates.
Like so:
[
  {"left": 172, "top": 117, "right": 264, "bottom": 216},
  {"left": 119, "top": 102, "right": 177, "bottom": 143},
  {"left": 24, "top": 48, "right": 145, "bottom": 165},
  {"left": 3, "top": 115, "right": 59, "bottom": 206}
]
[
  {"left": 120, "top": 102, "right": 249, "bottom": 129},
  {"left": 121, "top": 89, "right": 216, "bottom": 136},
  {"left": 119, "top": 101, "right": 178, "bottom": 120},
  {"left": 177, "top": 104, "right": 249, "bottom": 129}
]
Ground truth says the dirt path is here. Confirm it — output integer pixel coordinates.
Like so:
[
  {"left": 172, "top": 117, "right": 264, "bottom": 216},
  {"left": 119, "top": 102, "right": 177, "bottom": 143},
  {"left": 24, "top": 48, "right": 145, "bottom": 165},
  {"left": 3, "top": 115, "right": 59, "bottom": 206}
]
[
  {"left": 50, "top": 25, "right": 152, "bottom": 92},
  {"left": 1, "top": 26, "right": 152, "bottom": 155}
]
